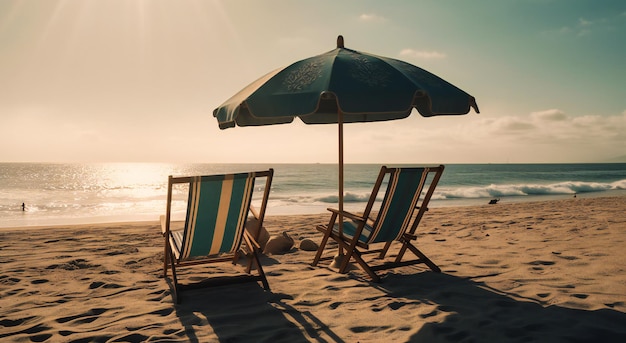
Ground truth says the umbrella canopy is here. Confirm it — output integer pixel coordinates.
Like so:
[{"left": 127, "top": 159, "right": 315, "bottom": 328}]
[
  {"left": 213, "top": 36, "right": 479, "bottom": 238},
  {"left": 214, "top": 35, "right": 479, "bottom": 128}
]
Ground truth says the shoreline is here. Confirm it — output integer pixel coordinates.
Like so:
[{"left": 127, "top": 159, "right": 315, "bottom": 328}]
[
  {"left": 3, "top": 190, "right": 625, "bottom": 230},
  {"left": 1, "top": 196, "right": 625, "bottom": 341}
]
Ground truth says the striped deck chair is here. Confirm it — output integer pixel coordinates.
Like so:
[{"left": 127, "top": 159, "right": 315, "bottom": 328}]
[
  {"left": 160, "top": 169, "right": 273, "bottom": 303},
  {"left": 312, "top": 165, "right": 444, "bottom": 282}
]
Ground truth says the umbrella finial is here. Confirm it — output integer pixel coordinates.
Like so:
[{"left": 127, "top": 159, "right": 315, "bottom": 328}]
[{"left": 337, "top": 35, "right": 344, "bottom": 48}]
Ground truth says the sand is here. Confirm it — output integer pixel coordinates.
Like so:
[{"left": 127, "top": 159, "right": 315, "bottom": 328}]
[{"left": 1, "top": 196, "right": 625, "bottom": 342}]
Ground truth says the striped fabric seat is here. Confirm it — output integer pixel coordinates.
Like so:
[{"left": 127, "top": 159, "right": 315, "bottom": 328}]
[
  {"left": 178, "top": 173, "right": 254, "bottom": 259},
  {"left": 367, "top": 168, "right": 427, "bottom": 244},
  {"left": 312, "top": 165, "right": 444, "bottom": 282},
  {"left": 161, "top": 169, "right": 273, "bottom": 303}
]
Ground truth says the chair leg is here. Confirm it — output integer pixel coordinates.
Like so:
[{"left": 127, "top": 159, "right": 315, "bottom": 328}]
[
  {"left": 336, "top": 237, "right": 353, "bottom": 274},
  {"left": 337, "top": 233, "right": 359, "bottom": 273},
  {"left": 251, "top": 250, "right": 270, "bottom": 291},
  {"left": 168, "top": 249, "right": 181, "bottom": 303},
  {"left": 245, "top": 253, "right": 254, "bottom": 274},
  {"left": 311, "top": 226, "right": 332, "bottom": 267},
  {"left": 312, "top": 226, "right": 332, "bottom": 266},
  {"left": 343, "top": 245, "right": 381, "bottom": 282},
  {"left": 331, "top": 233, "right": 381, "bottom": 282},
  {"left": 378, "top": 241, "right": 393, "bottom": 259},
  {"left": 163, "top": 238, "right": 169, "bottom": 278},
  {"left": 312, "top": 212, "right": 338, "bottom": 266},
  {"left": 403, "top": 242, "right": 441, "bottom": 273},
  {"left": 396, "top": 242, "right": 410, "bottom": 263}
]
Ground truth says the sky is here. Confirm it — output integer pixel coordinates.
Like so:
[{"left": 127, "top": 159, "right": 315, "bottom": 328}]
[{"left": 1, "top": 0, "right": 625, "bottom": 164}]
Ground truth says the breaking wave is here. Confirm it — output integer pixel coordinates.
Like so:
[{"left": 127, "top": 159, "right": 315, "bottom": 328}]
[{"left": 435, "top": 179, "right": 626, "bottom": 200}]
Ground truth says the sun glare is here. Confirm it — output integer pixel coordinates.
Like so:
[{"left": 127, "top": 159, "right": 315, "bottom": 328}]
[{"left": 99, "top": 163, "right": 173, "bottom": 187}]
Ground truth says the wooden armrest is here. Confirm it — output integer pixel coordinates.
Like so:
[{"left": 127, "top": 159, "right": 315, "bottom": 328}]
[{"left": 326, "top": 208, "right": 366, "bottom": 223}]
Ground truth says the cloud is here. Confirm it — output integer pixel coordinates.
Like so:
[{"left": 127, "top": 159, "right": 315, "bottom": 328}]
[
  {"left": 545, "top": 12, "right": 625, "bottom": 38},
  {"left": 530, "top": 109, "right": 567, "bottom": 121},
  {"left": 484, "top": 109, "right": 626, "bottom": 145},
  {"left": 399, "top": 48, "right": 447, "bottom": 60},
  {"left": 368, "top": 108, "right": 620, "bottom": 162},
  {"left": 481, "top": 117, "right": 536, "bottom": 133},
  {"left": 307, "top": 107, "right": 626, "bottom": 164},
  {"left": 358, "top": 13, "right": 386, "bottom": 23}
]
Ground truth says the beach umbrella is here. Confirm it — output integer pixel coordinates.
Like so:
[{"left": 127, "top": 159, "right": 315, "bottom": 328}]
[{"left": 213, "top": 35, "right": 479, "bottom": 249}]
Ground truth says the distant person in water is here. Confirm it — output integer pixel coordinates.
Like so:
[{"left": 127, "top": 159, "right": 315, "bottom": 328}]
[{"left": 22, "top": 203, "right": 25, "bottom": 211}]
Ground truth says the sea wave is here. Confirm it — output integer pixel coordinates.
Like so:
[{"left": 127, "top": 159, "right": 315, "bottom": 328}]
[
  {"left": 436, "top": 179, "right": 626, "bottom": 200},
  {"left": 276, "top": 179, "right": 626, "bottom": 204},
  {"left": 316, "top": 192, "right": 372, "bottom": 203}
]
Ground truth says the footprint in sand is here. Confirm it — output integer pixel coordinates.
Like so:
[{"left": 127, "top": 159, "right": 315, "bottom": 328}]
[
  {"left": 1, "top": 277, "right": 21, "bottom": 285},
  {"left": 55, "top": 308, "right": 109, "bottom": 324},
  {"left": 605, "top": 301, "right": 624, "bottom": 308},
  {"left": 89, "top": 281, "right": 106, "bottom": 289},
  {"left": 555, "top": 255, "right": 579, "bottom": 260},
  {"left": 571, "top": 293, "right": 589, "bottom": 299},
  {"left": 528, "top": 260, "right": 555, "bottom": 266},
  {"left": 149, "top": 307, "right": 174, "bottom": 317},
  {"left": 552, "top": 284, "right": 576, "bottom": 289},
  {"left": 113, "top": 333, "right": 150, "bottom": 342},
  {"left": 29, "top": 333, "right": 52, "bottom": 342},
  {"left": 5, "top": 288, "right": 25, "bottom": 296},
  {"left": 100, "top": 270, "right": 120, "bottom": 275},
  {"left": 0, "top": 316, "right": 36, "bottom": 327},
  {"left": 388, "top": 301, "right": 406, "bottom": 310},
  {"left": 0, "top": 317, "right": 52, "bottom": 342},
  {"left": 46, "top": 259, "right": 99, "bottom": 270},
  {"left": 106, "top": 246, "right": 139, "bottom": 256},
  {"left": 329, "top": 302, "right": 341, "bottom": 309},
  {"left": 16, "top": 322, "right": 52, "bottom": 339},
  {"left": 420, "top": 309, "right": 439, "bottom": 318},
  {"left": 101, "top": 283, "right": 124, "bottom": 289}
]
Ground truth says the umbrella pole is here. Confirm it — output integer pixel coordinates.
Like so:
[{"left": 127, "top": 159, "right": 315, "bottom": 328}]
[{"left": 338, "top": 110, "right": 344, "bottom": 256}]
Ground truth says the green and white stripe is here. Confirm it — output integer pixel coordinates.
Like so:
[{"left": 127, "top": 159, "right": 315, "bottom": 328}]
[
  {"left": 180, "top": 173, "right": 254, "bottom": 259},
  {"left": 369, "top": 168, "right": 425, "bottom": 243}
]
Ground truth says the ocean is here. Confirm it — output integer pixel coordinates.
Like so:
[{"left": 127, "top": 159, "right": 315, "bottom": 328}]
[{"left": 1, "top": 163, "right": 625, "bottom": 228}]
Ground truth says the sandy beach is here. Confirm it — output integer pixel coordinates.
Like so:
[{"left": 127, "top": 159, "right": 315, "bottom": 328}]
[{"left": 1, "top": 196, "right": 625, "bottom": 342}]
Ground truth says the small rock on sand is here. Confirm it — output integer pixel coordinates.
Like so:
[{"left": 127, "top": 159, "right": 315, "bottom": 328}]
[
  {"left": 299, "top": 238, "right": 319, "bottom": 251},
  {"left": 264, "top": 232, "right": 294, "bottom": 255}
]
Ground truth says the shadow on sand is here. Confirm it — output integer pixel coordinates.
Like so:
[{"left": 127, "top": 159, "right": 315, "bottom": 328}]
[
  {"left": 373, "top": 272, "right": 626, "bottom": 342},
  {"left": 166, "top": 253, "right": 343, "bottom": 343},
  {"left": 172, "top": 283, "right": 343, "bottom": 343}
]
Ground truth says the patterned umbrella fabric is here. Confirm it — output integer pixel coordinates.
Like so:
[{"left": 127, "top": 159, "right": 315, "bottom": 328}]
[{"left": 214, "top": 35, "right": 478, "bottom": 128}]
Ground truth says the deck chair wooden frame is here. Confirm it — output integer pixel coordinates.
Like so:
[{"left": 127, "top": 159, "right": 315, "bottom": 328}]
[
  {"left": 312, "top": 165, "right": 444, "bottom": 282},
  {"left": 161, "top": 169, "right": 273, "bottom": 303}
]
